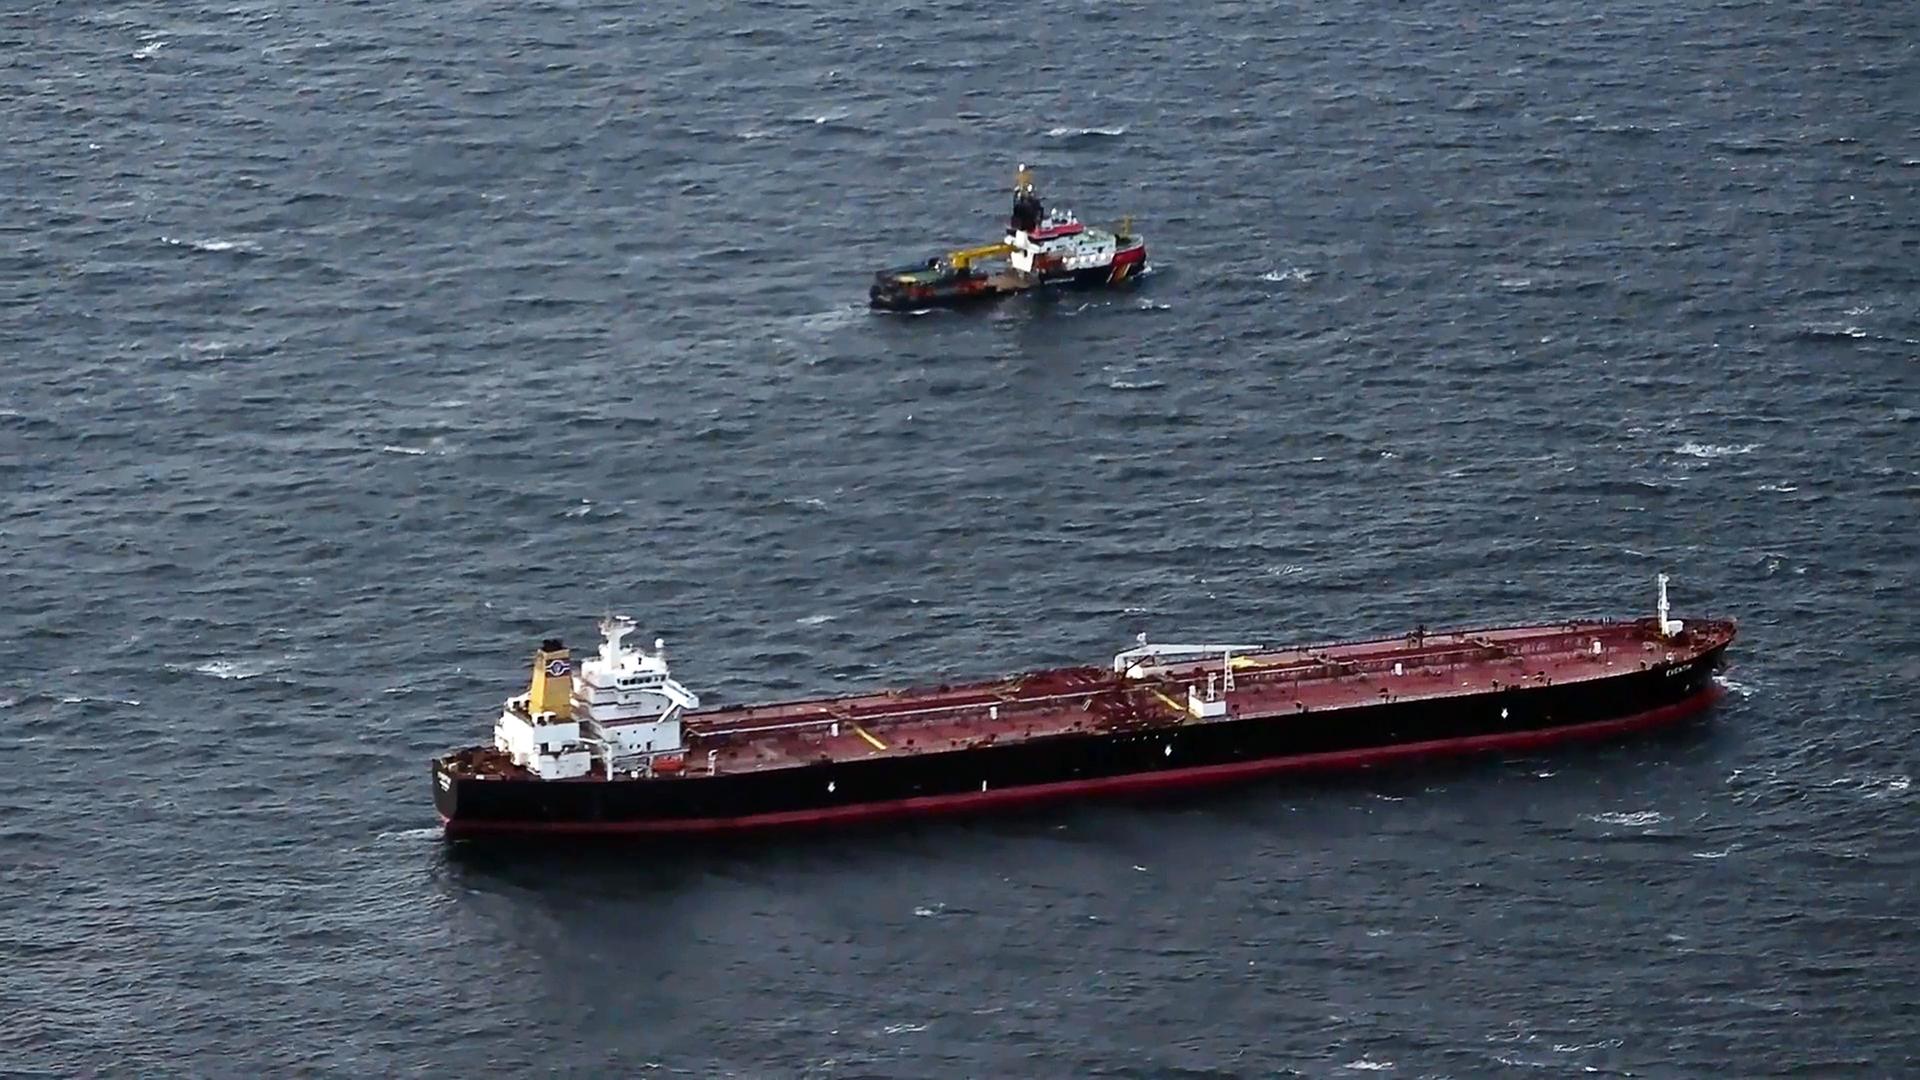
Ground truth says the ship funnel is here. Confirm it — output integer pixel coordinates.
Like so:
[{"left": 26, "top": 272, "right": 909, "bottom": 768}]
[{"left": 530, "top": 638, "right": 573, "bottom": 721}]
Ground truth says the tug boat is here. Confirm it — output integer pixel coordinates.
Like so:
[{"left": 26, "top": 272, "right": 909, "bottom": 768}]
[
  {"left": 868, "top": 165, "right": 1149, "bottom": 311},
  {"left": 432, "top": 575, "right": 1735, "bottom": 839}
]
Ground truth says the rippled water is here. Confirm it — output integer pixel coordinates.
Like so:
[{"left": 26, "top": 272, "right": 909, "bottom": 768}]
[{"left": 3, "top": 0, "right": 1915, "bottom": 1075}]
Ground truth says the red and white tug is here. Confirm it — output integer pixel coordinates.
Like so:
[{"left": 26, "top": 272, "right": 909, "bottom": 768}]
[{"left": 869, "top": 165, "right": 1148, "bottom": 310}]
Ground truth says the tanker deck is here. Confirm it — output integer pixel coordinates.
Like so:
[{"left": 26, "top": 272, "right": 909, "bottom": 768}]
[{"left": 435, "top": 576, "right": 1735, "bottom": 837}]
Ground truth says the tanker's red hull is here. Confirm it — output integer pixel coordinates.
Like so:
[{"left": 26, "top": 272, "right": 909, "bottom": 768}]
[{"left": 436, "top": 616, "right": 1736, "bottom": 840}]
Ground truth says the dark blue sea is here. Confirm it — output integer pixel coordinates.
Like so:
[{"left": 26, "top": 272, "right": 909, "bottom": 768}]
[{"left": 4, "top": 0, "right": 1915, "bottom": 1075}]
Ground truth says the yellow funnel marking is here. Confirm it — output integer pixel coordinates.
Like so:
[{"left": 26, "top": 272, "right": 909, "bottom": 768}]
[
  {"left": 1149, "top": 689, "right": 1187, "bottom": 716},
  {"left": 852, "top": 724, "right": 888, "bottom": 751}
]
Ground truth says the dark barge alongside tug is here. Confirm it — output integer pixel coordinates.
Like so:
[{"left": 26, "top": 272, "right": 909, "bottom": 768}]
[
  {"left": 868, "top": 164, "right": 1148, "bottom": 311},
  {"left": 432, "top": 575, "right": 1735, "bottom": 839}
]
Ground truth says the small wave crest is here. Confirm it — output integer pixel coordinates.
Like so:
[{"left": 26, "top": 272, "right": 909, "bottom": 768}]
[
  {"left": 1585, "top": 810, "right": 1667, "bottom": 827},
  {"left": 1828, "top": 774, "right": 1909, "bottom": 800},
  {"left": 1674, "top": 442, "right": 1758, "bottom": 459},
  {"left": 376, "top": 827, "right": 442, "bottom": 842},
  {"left": 161, "top": 235, "right": 261, "bottom": 255},
  {"left": 1797, "top": 323, "right": 1869, "bottom": 341},
  {"left": 377, "top": 437, "right": 455, "bottom": 457},
  {"left": 190, "top": 658, "right": 270, "bottom": 680},
  {"left": 1044, "top": 125, "right": 1127, "bottom": 138}
]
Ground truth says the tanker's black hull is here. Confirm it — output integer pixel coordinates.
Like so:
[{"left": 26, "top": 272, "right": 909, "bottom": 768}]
[{"left": 435, "top": 645, "right": 1728, "bottom": 839}]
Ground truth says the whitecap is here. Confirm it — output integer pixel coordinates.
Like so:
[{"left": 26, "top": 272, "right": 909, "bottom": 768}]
[
  {"left": 881, "top": 1022, "right": 928, "bottom": 1035},
  {"left": 380, "top": 444, "right": 428, "bottom": 456},
  {"left": 1829, "top": 774, "right": 1910, "bottom": 800},
  {"left": 1674, "top": 441, "right": 1758, "bottom": 459},
  {"left": 1107, "top": 379, "right": 1166, "bottom": 391},
  {"left": 1713, "top": 675, "right": 1755, "bottom": 698},
  {"left": 1756, "top": 482, "right": 1798, "bottom": 493},
  {"left": 1341, "top": 1060, "right": 1394, "bottom": 1072},
  {"left": 1260, "top": 268, "right": 1311, "bottom": 283},
  {"left": 132, "top": 40, "right": 166, "bottom": 60},
  {"left": 161, "top": 235, "right": 260, "bottom": 255},
  {"left": 195, "top": 658, "right": 267, "bottom": 680},
  {"left": 1585, "top": 810, "right": 1666, "bottom": 827},
  {"left": 792, "top": 306, "right": 864, "bottom": 334},
  {"left": 796, "top": 614, "right": 835, "bottom": 626},
  {"left": 183, "top": 339, "right": 246, "bottom": 357},
  {"left": 376, "top": 827, "right": 441, "bottom": 842},
  {"left": 1044, "top": 125, "right": 1127, "bottom": 138},
  {"left": 1691, "top": 846, "right": 1738, "bottom": 859}
]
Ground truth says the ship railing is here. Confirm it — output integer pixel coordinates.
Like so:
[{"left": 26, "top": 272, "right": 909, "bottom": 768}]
[
  {"left": 1201, "top": 618, "right": 1649, "bottom": 661},
  {"left": 689, "top": 685, "right": 1120, "bottom": 742}
]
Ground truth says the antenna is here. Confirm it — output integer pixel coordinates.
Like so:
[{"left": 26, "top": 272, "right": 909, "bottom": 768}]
[{"left": 1655, "top": 573, "right": 1683, "bottom": 638}]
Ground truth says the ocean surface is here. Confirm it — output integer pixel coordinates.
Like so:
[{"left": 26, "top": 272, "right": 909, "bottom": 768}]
[{"left": 3, "top": 0, "right": 1916, "bottom": 1075}]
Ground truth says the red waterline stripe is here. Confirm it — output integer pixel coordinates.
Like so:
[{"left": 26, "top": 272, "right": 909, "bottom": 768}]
[{"left": 442, "top": 686, "right": 1723, "bottom": 838}]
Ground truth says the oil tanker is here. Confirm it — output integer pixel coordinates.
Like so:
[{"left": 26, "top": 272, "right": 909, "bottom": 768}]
[
  {"left": 868, "top": 164, "right": 1147, "bottom": 311},
  {"left": 432, "top": 576, "right": 1734, "bottom": 839}
]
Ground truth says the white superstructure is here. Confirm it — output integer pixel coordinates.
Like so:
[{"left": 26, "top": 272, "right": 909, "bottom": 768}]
[
  {"left": 1005, "top": 207, "right": 1119, "bottom": 276},
  {"left": 1003, "top": 163, "right": 1137, "bottom": 281},
  {"left": 492, "top": 616, "right": 702, "bottom": 780}
]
